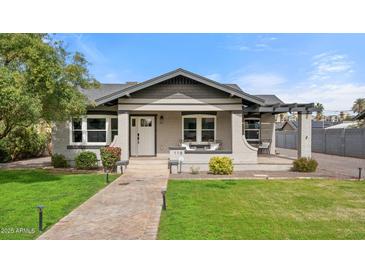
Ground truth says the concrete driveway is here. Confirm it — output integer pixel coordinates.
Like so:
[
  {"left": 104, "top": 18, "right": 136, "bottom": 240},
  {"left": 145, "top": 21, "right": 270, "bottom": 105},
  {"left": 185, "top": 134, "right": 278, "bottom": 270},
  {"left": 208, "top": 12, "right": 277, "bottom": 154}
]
[{"left": 277, "top": 148, "right": 365, "bottom": 179}]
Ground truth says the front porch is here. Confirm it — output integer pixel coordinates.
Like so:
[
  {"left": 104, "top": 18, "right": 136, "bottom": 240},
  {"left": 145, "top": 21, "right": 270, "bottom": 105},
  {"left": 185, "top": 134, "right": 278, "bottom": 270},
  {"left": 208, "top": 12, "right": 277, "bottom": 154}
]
[{"left": 114, "top": 109, "right": 311, "bottom": 172}]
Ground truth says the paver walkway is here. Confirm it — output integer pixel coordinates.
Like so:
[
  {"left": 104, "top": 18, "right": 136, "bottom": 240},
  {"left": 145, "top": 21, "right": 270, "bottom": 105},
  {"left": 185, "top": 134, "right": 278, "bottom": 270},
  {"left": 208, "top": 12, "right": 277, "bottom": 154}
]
[{"left": 38, "top": 157, "right": 169, "bottom": 240}]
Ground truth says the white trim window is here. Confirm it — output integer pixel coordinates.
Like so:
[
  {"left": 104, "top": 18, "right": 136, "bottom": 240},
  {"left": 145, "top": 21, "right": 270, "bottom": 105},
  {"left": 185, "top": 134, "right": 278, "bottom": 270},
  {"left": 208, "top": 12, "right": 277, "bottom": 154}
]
[
  {"left": 244, "top": 118, "right": 260, "bottom": 141},
  {"left": 182, "top": 114, "right": 216, "bottom": 143},
  {"left": 69, "top": 115, "right": 118, "bottom": 145},
  {"left": 87, "top": 118, "right": 107, "bottom": 144},
  {"left": 71, "top": 118, "right": 83, "bottom": 143}
]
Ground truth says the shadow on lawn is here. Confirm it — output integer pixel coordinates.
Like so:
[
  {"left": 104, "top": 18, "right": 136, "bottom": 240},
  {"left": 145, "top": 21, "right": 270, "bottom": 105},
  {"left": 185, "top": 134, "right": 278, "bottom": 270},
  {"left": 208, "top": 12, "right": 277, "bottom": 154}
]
[{"left": 0, "top": 170, "right": 62, "bottom": 185}]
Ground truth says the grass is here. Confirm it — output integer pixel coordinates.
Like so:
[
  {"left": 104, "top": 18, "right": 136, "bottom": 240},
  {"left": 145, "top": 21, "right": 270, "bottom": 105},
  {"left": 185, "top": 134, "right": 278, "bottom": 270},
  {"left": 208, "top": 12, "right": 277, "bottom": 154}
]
[
  {"left": 158, "top": 179, "right": 365, "bottom": 240},
  {"left": 0, "top": 169, "right": 119, "bottom": 240}
]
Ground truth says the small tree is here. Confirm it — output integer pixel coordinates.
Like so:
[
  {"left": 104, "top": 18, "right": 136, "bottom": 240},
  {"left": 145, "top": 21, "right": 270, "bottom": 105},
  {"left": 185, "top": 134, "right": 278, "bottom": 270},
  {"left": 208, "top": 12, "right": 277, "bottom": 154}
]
[{"left": 352, "top": 98, "right": 365, "bottom": 114}]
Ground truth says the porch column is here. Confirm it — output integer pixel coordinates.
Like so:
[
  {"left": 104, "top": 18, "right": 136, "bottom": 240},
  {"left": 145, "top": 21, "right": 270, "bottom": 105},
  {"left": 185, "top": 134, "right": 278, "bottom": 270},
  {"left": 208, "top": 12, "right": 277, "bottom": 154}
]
[
  {"left": 297, "top": 111, "right": 312, "bottom": 158},
  {"left": 231, "top": 111, "right": 258, "bottom": 163},
  {"left": 118, "top": 111, "right": 129, "bottom": 161}
]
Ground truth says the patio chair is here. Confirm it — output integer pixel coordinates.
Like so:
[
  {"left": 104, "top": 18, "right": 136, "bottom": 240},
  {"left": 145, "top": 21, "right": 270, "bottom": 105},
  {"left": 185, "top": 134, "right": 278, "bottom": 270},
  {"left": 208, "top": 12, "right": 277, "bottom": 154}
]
[{"left": 258, "top": 140, "right": 271, "bottom": 154}]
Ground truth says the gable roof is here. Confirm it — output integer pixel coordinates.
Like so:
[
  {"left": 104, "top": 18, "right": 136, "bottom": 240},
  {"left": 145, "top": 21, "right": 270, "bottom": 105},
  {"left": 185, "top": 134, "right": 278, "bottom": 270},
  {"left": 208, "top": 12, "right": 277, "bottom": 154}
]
[{"left": 92, "top": 68, "right": 265, "bottom": 106}]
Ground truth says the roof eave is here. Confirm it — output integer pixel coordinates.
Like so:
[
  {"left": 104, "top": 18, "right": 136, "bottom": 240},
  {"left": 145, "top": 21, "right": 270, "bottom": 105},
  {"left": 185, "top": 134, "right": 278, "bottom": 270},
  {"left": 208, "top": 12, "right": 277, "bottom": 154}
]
[{"left": 94, "top": 68, "right": 265, "bottom": 106}]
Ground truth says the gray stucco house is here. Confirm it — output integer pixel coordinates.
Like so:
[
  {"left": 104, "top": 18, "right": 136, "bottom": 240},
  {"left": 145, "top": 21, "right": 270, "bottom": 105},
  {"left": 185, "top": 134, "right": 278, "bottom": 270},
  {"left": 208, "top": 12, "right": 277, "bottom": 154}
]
[{"left": 52, "top": 68, "right": 314, "bottom": 171}]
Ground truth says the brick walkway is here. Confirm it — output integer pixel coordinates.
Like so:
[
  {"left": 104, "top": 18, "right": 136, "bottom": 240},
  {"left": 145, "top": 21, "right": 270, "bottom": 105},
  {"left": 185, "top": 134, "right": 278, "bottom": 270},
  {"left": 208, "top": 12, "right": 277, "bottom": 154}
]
[{"left": 38, "top": 157, "right": 169, "bottom": 240}]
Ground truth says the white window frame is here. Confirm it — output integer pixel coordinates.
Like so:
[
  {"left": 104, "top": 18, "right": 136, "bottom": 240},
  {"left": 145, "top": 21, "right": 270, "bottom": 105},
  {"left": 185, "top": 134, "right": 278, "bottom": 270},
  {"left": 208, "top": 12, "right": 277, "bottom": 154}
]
[
  {"left": 182, "top": 114, "right": 216, "bottom": 143},
  {"left": 244, "top": 118, "right": 260, "bottom": 141},
  {"left": 69, "top": 115, "right": 117, "bottom": 146}
]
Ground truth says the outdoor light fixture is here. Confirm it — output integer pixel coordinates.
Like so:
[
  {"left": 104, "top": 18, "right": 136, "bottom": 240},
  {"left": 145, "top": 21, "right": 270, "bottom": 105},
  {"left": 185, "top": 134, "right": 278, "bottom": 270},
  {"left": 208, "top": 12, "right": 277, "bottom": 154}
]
[
  {"left": 105, "top": 171, "right": 109, "bottom": 184},
  {"left": 36, "top": 205, "right": 45, "bottom": 232},
  {"left": 161, "top": 189, "right": 167, "bottom": 210},
  {"left": 160, "top": 115, "right": 164, "bottom": 124},
  {"left": 359, "top": 168, "right": 363, "bottom": 181}
]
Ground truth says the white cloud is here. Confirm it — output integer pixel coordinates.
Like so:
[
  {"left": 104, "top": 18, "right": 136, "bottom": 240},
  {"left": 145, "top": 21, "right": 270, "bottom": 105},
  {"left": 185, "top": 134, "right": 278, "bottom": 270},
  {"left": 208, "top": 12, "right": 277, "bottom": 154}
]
[
  {"left": 233, "top": 73, "right": 286, "bottom": 91},
  {"left": 233, "top": 36, "right": 279, "bottom": 52},
  {"left": 310, "top": 52, "right": 353, "bottom": 81},
  {"left": 204, "top": 73, "right": 222, "bottom": 82},
  {"left": 276, "top": 83, "right": 365, "bottom": 114}
]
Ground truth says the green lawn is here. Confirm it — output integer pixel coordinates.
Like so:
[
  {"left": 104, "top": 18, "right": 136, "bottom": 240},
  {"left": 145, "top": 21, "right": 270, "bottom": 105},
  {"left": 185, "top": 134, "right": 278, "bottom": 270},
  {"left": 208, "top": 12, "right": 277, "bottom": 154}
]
[
  {"left": 158, "top": 179, "right": 365, "bottom": 240},
  {"left": 0, "top": 169, "right": 118, "bottom": 240}
]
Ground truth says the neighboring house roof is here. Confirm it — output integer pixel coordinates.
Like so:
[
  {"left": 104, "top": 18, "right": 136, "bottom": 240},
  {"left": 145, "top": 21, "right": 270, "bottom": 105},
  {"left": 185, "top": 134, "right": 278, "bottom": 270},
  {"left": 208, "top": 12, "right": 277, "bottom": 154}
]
[
  {"left": 277, "top": 120, "right": 340, "bottom": 130},
  {"left": 325, "top": 122, "right": 357, "bottom": 129},
  {"left": 82, "top": 68, "right": 266, "bottom": 106},
  {"left": 275, "top": 122, "right": 285, "bottom": 130},
  {"left": 354, "top": 110, "right": 365, "bottom": 120}
]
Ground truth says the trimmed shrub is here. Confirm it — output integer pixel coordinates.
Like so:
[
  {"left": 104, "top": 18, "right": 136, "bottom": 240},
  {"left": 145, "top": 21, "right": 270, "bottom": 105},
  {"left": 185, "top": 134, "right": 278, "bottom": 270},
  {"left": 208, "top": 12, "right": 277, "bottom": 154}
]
[
  {"left": 209, "top": 156, "right": 233, "bottom": 175},
  {"left": 75, "top": 151, "right": 98, "bottom": 170},
  {"left": 100, "top": 147, "right": 121, "bottom": 172},
  {"left": 51, "top": 154, "right": 68, "bottom": 168},
  {"left": 292, "top": 157, "right": 318, "bottom": 172}
]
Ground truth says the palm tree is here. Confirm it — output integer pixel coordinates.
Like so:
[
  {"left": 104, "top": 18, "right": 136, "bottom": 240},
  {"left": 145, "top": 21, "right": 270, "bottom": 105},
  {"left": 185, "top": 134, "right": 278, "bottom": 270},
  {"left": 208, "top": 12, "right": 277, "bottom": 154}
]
[
  {"left": 314, "top": 103, "right": 324, "bottom": 120},
  {"left": 352, "top": 98, "right": 365, "bottom": 114}
]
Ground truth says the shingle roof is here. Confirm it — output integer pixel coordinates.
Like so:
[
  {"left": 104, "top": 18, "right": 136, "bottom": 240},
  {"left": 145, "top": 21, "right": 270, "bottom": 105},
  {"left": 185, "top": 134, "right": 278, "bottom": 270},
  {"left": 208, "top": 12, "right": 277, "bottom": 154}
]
[
  {"left": 79, "top": 83, "right": 137, "bottom": 102},
  {"left": 252, "top": 95, "right": 284, "bottom": 106}
]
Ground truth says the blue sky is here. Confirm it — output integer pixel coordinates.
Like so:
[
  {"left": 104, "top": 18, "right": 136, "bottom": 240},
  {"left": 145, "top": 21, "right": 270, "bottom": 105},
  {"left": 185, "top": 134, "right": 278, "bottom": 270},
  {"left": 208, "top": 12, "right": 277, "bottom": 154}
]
[{"left": 56, "top": 34, "right": 365, "bottom": 114}]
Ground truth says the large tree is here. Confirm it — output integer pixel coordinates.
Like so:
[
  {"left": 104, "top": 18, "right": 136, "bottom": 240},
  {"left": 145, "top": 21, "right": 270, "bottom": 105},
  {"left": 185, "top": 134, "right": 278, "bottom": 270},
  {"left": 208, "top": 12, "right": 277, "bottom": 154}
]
[
  {"left": 352, "top": 98, "right": 365, "bottom": 114},
  {"left": 0, "top": 34, "right": 98, "bottom": 140}
]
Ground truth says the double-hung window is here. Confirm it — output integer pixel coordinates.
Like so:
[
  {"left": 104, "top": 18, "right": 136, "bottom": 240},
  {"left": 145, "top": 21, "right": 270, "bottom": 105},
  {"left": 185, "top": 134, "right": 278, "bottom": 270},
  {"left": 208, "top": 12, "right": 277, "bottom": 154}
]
[
  {"left": 72, "top": 118, "right": 83, "bottom": 143},
  {"left": 70, "top": 115, "right": 118, "bottom": 145},
  {"left": 87, "top": 118, "right": 106, "bottom": 143},
  {"left": 111, "top": 118, "right": 118, "bottom": 142},
  {"left": 183, "top": 118, "right": 197, "bottom": 142},
  {"left": 243, "top": 118, "right": 260, "bottom": 142},
  {"left": 182, "top": 115, "right": 216, "bottom": 143}
]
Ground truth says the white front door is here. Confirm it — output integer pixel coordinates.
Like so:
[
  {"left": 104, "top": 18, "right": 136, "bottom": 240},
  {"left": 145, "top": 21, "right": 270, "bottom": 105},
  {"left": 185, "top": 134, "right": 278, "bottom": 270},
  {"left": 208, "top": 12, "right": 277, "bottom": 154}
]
[{"left": 130, "top": 116, "right": 155, "bottom": 156}]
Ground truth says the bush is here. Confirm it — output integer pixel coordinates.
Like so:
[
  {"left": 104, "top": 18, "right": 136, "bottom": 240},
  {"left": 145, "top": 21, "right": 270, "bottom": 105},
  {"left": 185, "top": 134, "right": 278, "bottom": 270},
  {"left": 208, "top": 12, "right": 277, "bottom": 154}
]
[
  {"left": 0, "top": 141, "right": 11, "bottom": 163},
  {"left": 292, "top": 157, "right": 318, "bottom": 172},
  {"left": 75, "top": 151, "right": 98, "bottom": 170},
  {"left": 51, "top": 154, "right": 68, "bottom": 168},
  {"left": 100, "top": 147, "right": 121, "bottom": 172},
  {"left": 4, "top": 126, "right": 48, "bottom": 160},
  {"left": 209, "top": 156, "right": 233, "bottom": 175}
]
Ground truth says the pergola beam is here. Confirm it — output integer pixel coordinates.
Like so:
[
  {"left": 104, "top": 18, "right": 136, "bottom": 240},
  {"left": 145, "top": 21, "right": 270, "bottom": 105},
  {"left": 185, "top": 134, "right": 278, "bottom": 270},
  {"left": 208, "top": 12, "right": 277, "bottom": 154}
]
[{"left": 243, "top": 102, "right": 315, "bottom": 114}]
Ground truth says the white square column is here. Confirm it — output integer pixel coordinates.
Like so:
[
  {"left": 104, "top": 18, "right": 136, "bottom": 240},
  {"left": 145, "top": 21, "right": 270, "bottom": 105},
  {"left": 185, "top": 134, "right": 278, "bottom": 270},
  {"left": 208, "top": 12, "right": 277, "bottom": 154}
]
[
  {"left": 297, "top": 112, "right": 312, "bottom": 158},
  {"left": 118, "top": 111, "right": 129, "bottom": 161},
  {"left": 231, "top": 111, "right": 258, "bottom": 163}
]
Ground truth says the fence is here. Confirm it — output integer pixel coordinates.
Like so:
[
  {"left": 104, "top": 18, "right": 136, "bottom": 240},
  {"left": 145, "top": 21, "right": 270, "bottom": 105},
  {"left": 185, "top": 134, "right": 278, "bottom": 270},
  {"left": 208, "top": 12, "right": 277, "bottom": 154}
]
[{"left": 276, "top": 128, "right": 365, "bottom": 159}]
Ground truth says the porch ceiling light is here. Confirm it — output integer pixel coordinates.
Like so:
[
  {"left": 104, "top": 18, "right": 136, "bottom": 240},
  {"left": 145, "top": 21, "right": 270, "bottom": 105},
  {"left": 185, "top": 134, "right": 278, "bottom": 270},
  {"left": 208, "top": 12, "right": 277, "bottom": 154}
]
[{"left": 160, "top": 115, "right": 164, "bottom": 124}]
